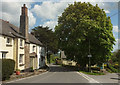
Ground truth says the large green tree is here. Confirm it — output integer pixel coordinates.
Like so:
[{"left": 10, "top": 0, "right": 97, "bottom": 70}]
[
  {"left": 55, "top": 2, "right": 115, "bottom": 67},
  {"left": 111, "top": 49, "right": 120, "bottom": 63}
]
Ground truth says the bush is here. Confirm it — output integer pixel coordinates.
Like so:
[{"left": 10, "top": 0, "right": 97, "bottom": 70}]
[
  {"left": 29, "top": 67, "right": 34, "bottom": 72},
  {"left": 108, "top": 64, "right": 118, "bottom": 73},
  {"left": 114, "top": 63, "right": 119, "bottom": 69},
  {"left": 105, "top": 68, "right": 113, "bottom": 73},
  {"left": 1, "top": 59, "right": 15, "bottom": 80}
]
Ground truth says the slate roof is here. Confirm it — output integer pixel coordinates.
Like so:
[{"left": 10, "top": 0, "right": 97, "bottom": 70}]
[
  {"left": 0, "top": 19, "right": 24, "bottom": 38},
  {"left": 29, "top": 33, "right": 43, "bottom": 46},
  {"left": 0, "top": 19, "right": 43, "bottom": 46}
]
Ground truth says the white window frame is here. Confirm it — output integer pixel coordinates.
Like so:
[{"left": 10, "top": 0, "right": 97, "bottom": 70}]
[
  {"left": 33, "top": 46, "right": 35, "bottom": 52},
  {"left": 19, "top": 54, "right": 23, "bottom": 64},
  {"left": 6, "top": 37, "right": 12, "bottom": 45}
]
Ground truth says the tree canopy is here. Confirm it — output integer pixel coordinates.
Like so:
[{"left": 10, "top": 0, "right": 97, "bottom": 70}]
[
  {"left": 55, "top": 2, "right": 115, "bottom": 67},
  {"left": 111, "top": 49, "right": 120, "bottom": 63},
  {"left": 32, "top": 26, "right": 58, "bottom": 53}
]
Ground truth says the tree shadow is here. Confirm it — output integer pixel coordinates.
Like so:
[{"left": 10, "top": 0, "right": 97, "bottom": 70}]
[
  {"left": 48, "top": 65, "right": 78, "bottom": 72},
  {"left": 110, "top": 78, "right": 120, "bottom": 80}
]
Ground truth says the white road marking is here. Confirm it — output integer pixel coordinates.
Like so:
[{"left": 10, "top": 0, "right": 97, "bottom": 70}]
[{"left": 77, "top": 72, "right": 100, "bottom": 83}]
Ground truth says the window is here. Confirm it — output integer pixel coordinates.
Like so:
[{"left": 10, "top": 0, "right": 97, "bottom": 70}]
[
  {"left": 6, "top": 37, "right": 12, "bottom": 45},
  {"left": 33, "top": 46, "right": 35, "bottom": 52},
  {"left": 20, "top": 39, "right": 23, "bottom": 46},
  {"left": 7, "top": 38, "right": 10, "bottom": 44},
  {"left": 2, "top": 53, "right": 6, "bottom": 59},
  {"left": 19, "top": 54, "right": 23, "bottom": 64}
]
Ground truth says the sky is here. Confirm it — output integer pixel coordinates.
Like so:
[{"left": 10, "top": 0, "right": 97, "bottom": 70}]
[{"left": 0, "top": 0, "right": 120, "bottom": 52}]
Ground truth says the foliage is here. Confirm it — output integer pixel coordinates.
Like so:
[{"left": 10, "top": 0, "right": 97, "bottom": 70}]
[
  {"left": 108, "top": 64, "right": 118, "bottom": 73},
  {"left": 16, "top": 69, "right": 20, "bottom": 71},
  {"left": 2, "top": 59, "right": 15, "bottom": 80},
  {"left": 29, "top": 67, "right": 34, "bottom": 72},
  {"left": 55, "top": 2, "right": 115, "bottom": 68},
  {"left": 50, "top": 54, "right": 60, "bottom": 64},
  {"left": 111, "top": 49, "right": 120, "bottom": 63},
  {"left": 32, "top": 26, "right": 58, "bottom": 53},
  {"left": 105, "top": 68, "right": 113, "bottom": 73}
]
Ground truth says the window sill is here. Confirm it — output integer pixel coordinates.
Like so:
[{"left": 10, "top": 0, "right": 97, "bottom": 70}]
[
  {"left": 19, "top": 64, "right": 25, "bottom": 66},
  {"left": 20, "top": 46, "right": 24, "bottom": 49},
  {"left": 6, "top": 44, "right": 12, "bottom": 46}
]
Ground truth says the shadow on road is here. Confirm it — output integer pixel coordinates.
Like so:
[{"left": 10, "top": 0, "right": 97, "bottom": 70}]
[
  {"left": 48, "top": 65, "right": 78, "bottom": 72},
  {"left": 110, "top": 78, "right": 120, "bottom": 80}
]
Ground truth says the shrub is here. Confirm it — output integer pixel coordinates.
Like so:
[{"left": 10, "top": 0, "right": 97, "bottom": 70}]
[
  {"left": 2, "top": 59, "right": 15, "bottom": 80},
  {"left": 114, "top": 63, "right": 119, "bottom": 69},
  {"left": 29, "top": 67, "right": 34, "bottom": 72},
  {"left": 105, "top": 68, "right": 113, "bottom": 73},
  {"left": 108, "top": 64, "right": 118, "bottom": 73}
]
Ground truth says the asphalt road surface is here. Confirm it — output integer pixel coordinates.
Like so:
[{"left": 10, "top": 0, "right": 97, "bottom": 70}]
[{"left": 8, "top": 65, "right": 90, "bottom": 83}]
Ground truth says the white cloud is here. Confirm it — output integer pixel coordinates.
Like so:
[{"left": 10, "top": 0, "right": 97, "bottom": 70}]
[
  {"left": 28, "top": 10, "right": 36, "bottom": 28},
  {"left": 31, "top": 1, "right": 70, "bottom": 31},
  {"left": 104, "top": 10, "right": 110, "bottom": 13},
  {"left": 113, "top": 38, "right": 119, "bottom": 52},
  {"left": 43, "top": 20, "right": 58, "bottom": 31},
  {"left": 31, "top": 1, "right": 118, "bottom": 31},
  {"left": 31, "top": 1, "right": 69, "bottom": 20},
  {"left": 113, "top": 26, "right": 119, "bottom": 32},
  {"left": 1, "top": 2, "right": 36, "bottom": 29}
]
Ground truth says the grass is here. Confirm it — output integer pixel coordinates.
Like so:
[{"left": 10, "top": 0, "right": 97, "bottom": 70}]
[{"left": 79, "top": 71, "right": 105, "bottom": 75}]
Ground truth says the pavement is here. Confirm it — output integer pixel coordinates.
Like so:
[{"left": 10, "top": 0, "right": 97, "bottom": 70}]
[
  {"left": 85, "top": 72, "right": 120, "bottom": 83},
  {"left": 3, "top": 65, "right": 120, "bottom": 84}
]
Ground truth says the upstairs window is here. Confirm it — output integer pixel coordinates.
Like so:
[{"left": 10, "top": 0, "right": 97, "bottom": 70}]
[
  {"left": 7, "top": 38, "right": 10, "bottom": 44},
  {"left": 20, "top": 39, "right": 23, "bottom": 46},
  {"left": 33, "top": 46, "right": 35, "bottom": 52},
  {"left": 6, "top": 37, "right": 12, "bottom": 45}
]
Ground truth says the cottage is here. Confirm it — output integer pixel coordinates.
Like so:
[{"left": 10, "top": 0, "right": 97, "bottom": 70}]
[{"left": 0, "top": 4, "right": 46, "bottom": 71}]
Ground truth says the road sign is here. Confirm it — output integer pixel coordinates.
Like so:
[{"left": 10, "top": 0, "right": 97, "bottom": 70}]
[{"left": 88, "top": 55, "right": 92, "bottom": 57}]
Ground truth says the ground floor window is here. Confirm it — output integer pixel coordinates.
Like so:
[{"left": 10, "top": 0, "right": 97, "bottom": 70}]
[
  {"left": 2, "top": 53, "right": 7, "bottom": 59},
  {"left": 19, "top": 54, "right": 23, "bottom": 64}
]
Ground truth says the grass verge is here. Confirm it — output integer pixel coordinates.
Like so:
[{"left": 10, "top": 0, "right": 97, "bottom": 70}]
[{"left": 79, "top": 71, "right": 105, "bottom": 75}]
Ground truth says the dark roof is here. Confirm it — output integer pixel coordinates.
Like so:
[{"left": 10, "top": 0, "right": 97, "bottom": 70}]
[
  {"left": 0, "top": 19, "right": 24, "bottom": 38},
  {"left": 29, "top": 33, "right": 43, "bottom": 46},
  {"left": 0, "top": 19, "right": 43, "bottom": 46}
]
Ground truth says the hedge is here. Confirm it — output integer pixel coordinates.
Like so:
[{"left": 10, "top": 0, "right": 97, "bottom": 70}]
[{"left": 1, "top": 59, "right": 15, "bottom": 80}]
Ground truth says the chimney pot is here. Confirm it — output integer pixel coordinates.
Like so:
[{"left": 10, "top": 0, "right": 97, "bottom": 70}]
[{"left": 24, "top": 4, "right": 26, "bottom": 7}]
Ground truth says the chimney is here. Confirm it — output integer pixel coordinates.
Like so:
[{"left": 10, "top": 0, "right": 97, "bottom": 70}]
[{"left": 19, "top": 4, "right": 29, "bottom": 42}]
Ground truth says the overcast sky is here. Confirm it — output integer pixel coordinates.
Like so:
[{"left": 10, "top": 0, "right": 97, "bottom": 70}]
[{"left": 1, "top": 0, "right": 120, "bottom": 52}]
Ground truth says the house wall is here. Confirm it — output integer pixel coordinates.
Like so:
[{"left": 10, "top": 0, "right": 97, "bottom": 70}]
[
  {"left": 29, "top": 43, "right": 37, "bottom": 53},
  {"left": 40, "top": 47, "right": 46, "bottom": 68},
  {"left": 0, "top": 35, "right": 14, "bottom": 59},
  {"left": 37, "top": 46, "right": 41, "bottom": 69},
  {"left": 29, "top": 43, "right": 38, "bottom": 70},
  {"left": 17, "top": 38, "right": 25, "bottom": 70}
]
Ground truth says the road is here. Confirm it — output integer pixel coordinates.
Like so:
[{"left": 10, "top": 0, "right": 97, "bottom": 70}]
[{"left": 7, "top": 65, "right": 90, "bottom": 83}]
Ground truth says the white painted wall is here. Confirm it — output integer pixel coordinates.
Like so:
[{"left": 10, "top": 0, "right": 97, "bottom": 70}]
[
  {"left": 0, "top": 35, "right": 14, "bottom": 59},
  {"left": 17, "top": 38, "right": 25, "bottom": 70},
  {"left": 29, "top": 43, "right": 37, "bottom": 53}
]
